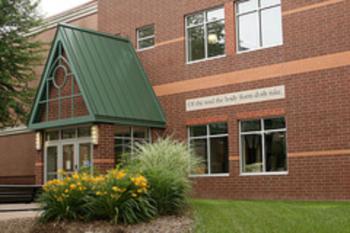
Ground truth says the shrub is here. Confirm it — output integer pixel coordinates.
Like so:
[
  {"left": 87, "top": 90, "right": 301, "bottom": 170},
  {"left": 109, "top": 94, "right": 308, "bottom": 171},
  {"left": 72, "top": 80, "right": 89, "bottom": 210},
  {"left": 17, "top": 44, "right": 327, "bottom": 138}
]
[
  {"left": 131, "top": 138, "right": 202, "bottom": 215},
  {"left": 39, "top": 169, "right": 156, "bottom": 224}
]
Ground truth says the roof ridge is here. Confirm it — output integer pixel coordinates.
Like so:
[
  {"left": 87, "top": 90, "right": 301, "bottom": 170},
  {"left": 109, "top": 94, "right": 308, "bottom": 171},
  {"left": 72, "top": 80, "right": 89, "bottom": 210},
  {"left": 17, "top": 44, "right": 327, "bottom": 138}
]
[{"left": 58, "top": 23, "right": 130, "bottom": 43}]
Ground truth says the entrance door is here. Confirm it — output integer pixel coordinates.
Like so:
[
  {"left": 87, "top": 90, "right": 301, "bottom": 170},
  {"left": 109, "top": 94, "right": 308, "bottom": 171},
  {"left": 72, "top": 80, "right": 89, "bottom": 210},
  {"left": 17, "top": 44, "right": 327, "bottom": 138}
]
[
  {"left": 45, "top": 142, "right": 92, "bottom": 182},
  {"left": 46, "top": 146, "right": 58, "bottom": 181},
  {"left": 62, "top": 143, "right": 76, "bottom": 176}
]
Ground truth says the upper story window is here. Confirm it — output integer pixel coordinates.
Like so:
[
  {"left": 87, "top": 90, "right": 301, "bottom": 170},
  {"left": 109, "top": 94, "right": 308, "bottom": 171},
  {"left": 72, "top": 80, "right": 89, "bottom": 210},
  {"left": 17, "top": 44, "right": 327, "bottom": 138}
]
[
  {"left": 236, "top": 0, "right": 283, "bottom": 52},
  {"left": 137, "top": 25, "right": 155, "bottom": 50},
  {"left": 185, "top": 7, "right": 225, "bottom": 63},
  {"left": 240, "top": 117, "right": 287, "bottom": 175},
  {"left": 189, "top": 123, "right": 229, "bottom": 176}
]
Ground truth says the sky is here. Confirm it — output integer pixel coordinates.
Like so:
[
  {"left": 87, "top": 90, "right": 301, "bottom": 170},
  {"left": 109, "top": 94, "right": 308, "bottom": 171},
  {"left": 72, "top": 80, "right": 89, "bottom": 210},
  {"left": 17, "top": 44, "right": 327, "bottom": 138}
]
[{"left": 38, "top": 0, "right": 91, "bottom": 17}]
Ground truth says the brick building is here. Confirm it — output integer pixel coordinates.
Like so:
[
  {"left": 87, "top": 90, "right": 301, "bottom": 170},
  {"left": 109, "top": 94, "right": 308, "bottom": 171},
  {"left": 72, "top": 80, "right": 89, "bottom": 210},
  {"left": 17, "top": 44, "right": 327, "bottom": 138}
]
[{"left": 2, "top": 0, "right": 350, "bottom": 200}]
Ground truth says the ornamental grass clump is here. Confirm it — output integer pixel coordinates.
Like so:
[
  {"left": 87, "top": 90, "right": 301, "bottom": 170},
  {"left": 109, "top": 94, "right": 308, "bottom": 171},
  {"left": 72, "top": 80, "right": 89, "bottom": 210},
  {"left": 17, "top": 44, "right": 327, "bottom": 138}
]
[
  {"left": 39, "top": 169, "right": 156, "bottom": 224},
  {"left": 131, "top": 138, "right": 202, "bottom": 215}
]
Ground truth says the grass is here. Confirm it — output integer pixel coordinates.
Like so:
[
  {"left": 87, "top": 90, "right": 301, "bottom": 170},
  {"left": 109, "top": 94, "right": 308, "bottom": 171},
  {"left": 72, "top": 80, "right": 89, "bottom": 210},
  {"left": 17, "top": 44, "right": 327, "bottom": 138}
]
[{"left": 192, "top": 199, "right": 350, "bottom": 233}]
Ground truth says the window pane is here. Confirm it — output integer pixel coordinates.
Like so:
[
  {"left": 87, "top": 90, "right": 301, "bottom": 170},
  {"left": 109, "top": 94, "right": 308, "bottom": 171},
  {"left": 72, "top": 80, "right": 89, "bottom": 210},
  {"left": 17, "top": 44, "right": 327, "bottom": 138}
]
[
  {"left": 207, "top": 20, "right": 225, "bottom": 58},
  {"left": 210, "top": 137, "right": 229, "bottom": 173},
  {"left": 261, "top": 6, "right": 283, "bottom": 48},
  {"left": 209, "top": 123, "right": 227, "bottom": 135},
  {"left": 190, "top": 125, "right": 207, "bottom": 137},
  {"left": 241, "top": 134, "right": 263, "bottom": 173},
  {"left": 187, "top": 12, "right": 204, "bottom": 27},
  {"left": 115, "top": 138, "right": 131, "bottom": 164},
  {"left": 260, "top": 0, "right": 280, "bottom": 8},
  {"left": 241, "top": 120, "right": 261, "bottom": 132},
  {"left": 238, "top": 13, "right": 260, "bottom": 51},
  {"left": 206, "top": 8, "right": 224, "bottom": 22},
  {"left": 47, "top": 146, "right": 57, "bottom": 174},
  {"left": 63, "top": 144, "right": 74, "bottom": 172},
  {"left": 115, "top": 126, "right": 131, "bottom": 138},
  {"left": 46, "top": 131, "right": 59, "bottom": 141},
  {"left": 62, "top": 128, "right": 76, "bottom": 139},
  {"left": 237, "top": 0, "right": 258, "bottom": 14},
  {"left": 139, "top": 38, "right": 155, "bottom": 49},
  {"left": 79, "top": 143, "right": 92, "bottom": 169},
  {"left": 133, "top": 127, "right": 148, "bottom": 139},
  {"left": 138, "top": 26, "right": 154, "bottom": 38},
  {"left": 191, "top": 139, "right": 208, "bottom": 174},
  {"left": 78, "top": 127, "right": 91, "bottom": 138},
  {"left": 264, "top": 117, "right": 285, "bottom": 130},
  {"left": 265, "top": 132, "right": 286, "bottom": 172},
  {"left": 187, "top": 26, "right": 205, "bottom": 61}
]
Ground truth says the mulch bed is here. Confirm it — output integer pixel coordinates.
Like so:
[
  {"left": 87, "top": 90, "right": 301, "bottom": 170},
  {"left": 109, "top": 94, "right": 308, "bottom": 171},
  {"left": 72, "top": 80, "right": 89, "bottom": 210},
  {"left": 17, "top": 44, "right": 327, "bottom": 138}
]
[{"left": 0, "top": 215, "right": 194, "bottom": 233}]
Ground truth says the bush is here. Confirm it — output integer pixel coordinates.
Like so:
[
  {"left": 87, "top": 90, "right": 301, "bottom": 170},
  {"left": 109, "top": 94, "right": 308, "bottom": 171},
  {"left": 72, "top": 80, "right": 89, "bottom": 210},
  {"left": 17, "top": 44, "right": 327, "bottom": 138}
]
[
  {"left": 130, "top": 138, "right": 202, "bottom": 215},
  {"left": 39, "top": 169, "right": 156, "bottom": 224}
]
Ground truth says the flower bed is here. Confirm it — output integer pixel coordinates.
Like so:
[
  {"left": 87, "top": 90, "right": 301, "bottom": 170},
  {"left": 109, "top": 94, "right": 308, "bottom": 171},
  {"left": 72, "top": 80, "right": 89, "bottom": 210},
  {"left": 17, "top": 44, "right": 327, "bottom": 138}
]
[
  {"left": 40, "top": 169, "right": 156, "bottom": 224},
  {"left": 39, "top": 138, "right": 202, "bottom": 227}
]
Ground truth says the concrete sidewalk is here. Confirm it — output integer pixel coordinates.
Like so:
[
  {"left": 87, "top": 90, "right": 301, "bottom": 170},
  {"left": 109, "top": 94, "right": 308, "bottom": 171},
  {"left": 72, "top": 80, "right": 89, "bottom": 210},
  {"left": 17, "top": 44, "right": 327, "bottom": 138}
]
[
  {"left": 0, "top": 210, "right": 40, "bottom": 221},
  {"left": 0, "top": 203, "right": 41, "bottom": 221}
]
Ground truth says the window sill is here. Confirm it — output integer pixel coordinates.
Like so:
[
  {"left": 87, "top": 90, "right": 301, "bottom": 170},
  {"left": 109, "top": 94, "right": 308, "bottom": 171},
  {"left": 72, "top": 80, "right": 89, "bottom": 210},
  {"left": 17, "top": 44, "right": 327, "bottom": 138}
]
[
  {"left": 237, "top": 43, "right": 283, "bottom": 55},
  {"left": 189, "top": 173, "right": 230, "bottom": 178},
  {"left": 186, "top": 54, "right": 226, "bottom": 65},
  {"left": 240, "top": 171, "right": 288, "bottom": 176},
  {"left": 137, "top": 46, "right": 155, "bottom": 52}
]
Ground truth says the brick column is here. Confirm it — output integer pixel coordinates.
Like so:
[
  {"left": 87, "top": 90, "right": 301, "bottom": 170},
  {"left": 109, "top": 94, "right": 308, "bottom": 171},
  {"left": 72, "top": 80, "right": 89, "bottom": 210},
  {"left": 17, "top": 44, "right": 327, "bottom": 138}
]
[
  {"left": 225, "top": 1, "right": 236, "bottom": 56},
  {"left": 93, "top": 124, "right": 116, "bottom": 173}
]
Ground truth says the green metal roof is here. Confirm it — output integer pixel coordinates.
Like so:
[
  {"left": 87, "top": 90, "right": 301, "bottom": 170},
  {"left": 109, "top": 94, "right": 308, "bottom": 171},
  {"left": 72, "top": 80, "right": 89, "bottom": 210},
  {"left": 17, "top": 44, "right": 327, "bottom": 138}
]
[{"left": 28, "top": 23, "right": 166, "bottom": 129}]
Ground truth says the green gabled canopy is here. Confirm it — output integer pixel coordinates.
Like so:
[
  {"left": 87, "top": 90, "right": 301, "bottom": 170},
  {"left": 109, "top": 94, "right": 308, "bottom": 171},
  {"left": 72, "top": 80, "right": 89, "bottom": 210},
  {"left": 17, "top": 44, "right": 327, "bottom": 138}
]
[{"left": 28, "top": 23, "right": 166, "bottom": 129}]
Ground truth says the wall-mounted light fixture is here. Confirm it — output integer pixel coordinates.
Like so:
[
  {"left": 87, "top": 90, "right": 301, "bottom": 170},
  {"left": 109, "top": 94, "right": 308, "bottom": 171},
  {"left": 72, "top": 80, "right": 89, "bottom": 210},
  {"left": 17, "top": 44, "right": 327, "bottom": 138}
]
[
  {"left": 91, "top": 125, "right": 98, "bottom": 145},
  {"left": 35, "top": 131, "right": 42, "bottom": 150}
]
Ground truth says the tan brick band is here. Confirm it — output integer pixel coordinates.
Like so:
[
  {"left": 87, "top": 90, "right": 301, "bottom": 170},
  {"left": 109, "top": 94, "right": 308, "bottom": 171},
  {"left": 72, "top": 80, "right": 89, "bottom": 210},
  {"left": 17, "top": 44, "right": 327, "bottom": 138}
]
[
  {"left": 94, "top": 159, "right": 115, "bottom": 164},
  {"left": 283, "top": 0, "right": 346, "bottom": 16},
  {"left": 35, "top": 162, "right": 43, "bottom": 167},
  {"left": 154, "top": 51, "right": 350, "bottom": 96}
]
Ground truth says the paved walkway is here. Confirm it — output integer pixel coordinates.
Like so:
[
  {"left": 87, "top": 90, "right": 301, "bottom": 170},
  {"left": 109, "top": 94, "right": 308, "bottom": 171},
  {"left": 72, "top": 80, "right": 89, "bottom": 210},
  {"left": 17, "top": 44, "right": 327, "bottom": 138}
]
[{"left": 0, "top": 203, "right": 41, "bottom": 221}]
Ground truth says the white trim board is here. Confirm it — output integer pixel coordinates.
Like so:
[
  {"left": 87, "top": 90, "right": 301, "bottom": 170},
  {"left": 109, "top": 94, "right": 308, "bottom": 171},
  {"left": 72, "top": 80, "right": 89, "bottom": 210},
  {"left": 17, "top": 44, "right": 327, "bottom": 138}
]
[{"left": 0, "top": 126, "right": 33, "bottom": 137}]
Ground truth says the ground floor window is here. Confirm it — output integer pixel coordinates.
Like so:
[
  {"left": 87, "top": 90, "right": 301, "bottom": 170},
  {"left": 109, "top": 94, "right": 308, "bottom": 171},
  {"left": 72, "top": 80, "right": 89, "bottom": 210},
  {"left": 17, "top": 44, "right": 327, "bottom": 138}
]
[
  {"left": 114, "top": 126, "right": 150, "bottom": 163},
  {"left": 44, "top": 126, "right": 93, "bottom": 181},
  {"left": 188, "top": 123, "right": 229, "bottom": 175},
  {"left": 240, "top": 117, "right": 287, "bottom": 174}
]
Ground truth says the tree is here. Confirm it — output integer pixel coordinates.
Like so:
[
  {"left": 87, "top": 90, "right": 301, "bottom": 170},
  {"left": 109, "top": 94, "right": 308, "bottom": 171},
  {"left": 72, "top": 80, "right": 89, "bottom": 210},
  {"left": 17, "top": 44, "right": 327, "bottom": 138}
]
[{"left": 0, "top": 0, "right": 42, "bottom": 128}]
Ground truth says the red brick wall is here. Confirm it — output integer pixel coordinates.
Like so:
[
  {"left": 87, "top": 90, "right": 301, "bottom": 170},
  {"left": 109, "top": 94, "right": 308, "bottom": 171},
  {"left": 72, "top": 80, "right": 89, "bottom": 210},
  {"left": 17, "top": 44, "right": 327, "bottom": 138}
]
[
  {"left": 93, "top": 124, "right": 116, "bottom": 173},
  {"left": 98, "top": 0, "right": 350, "bottom": 200}
]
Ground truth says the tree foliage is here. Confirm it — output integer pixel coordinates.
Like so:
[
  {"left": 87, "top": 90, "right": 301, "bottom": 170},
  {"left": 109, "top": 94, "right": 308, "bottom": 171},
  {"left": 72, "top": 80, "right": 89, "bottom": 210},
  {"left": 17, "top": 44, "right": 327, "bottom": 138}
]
[{"left": 0, "top": 0, "right": 42, "bottom": 127}]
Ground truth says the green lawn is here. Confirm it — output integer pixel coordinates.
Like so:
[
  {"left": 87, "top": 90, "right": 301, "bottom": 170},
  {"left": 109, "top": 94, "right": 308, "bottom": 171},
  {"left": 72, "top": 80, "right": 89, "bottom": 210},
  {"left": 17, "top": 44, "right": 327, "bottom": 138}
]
[{"left": 192, "top": 199, "right": 350, "bottom": 233}]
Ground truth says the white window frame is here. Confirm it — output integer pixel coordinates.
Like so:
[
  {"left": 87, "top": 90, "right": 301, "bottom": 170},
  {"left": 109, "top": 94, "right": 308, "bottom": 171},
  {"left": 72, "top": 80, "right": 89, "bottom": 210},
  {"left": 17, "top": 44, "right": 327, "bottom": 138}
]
[
  {"left": 137, "top": 25, "right": 155, "bottom": 51},
  {"left": 114, "top": 126, "right": 151, "bottom": 155},
  {"left": 239, "top": 117, "right": 288, "bottom": 176},
  {"left": 188, "top": 123, "right": 229, "bottom": 177},
  {"left": 185, "top": 6, "right": 226, "bottom": 64},
  {"left": 235, "top": 0, "right": 283, "bottom": 54}
]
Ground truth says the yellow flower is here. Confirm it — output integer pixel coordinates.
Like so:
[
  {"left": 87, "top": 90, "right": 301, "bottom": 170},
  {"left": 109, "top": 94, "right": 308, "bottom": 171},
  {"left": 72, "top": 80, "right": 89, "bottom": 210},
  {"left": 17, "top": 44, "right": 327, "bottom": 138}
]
[
  {"left": 112, "top": 186, "right": 121, "bottom": 192},
  {"left": 131, "top": 175, "right": 148, "bottom": 188},
  {"left": 72, "top": 173, "right": 79, "bottom": 180},
  {"left": 115, "top": 170, "right": 126, "bottom": 180},
  {"left": 96, "top": 191, "right": 102, "bottom": 196},
  {"left": 64, "top": 189, "right": 69, "bottom": 193},
  {"left": 69, "top": 184, "right": 77, "bottom": 190}
]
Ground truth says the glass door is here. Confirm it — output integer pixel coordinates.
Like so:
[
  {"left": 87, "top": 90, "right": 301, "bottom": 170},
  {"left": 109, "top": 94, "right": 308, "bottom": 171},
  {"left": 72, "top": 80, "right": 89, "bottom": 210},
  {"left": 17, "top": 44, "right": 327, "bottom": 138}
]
[
  {"left": 79, "top": 143, "right": 92, "bottom": 172},
  {"left": 62, "top": 143, "right": 77, "bottom": 175},
  {"left": 46, "top": 146, "right": 58, "bottom": 181}
]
